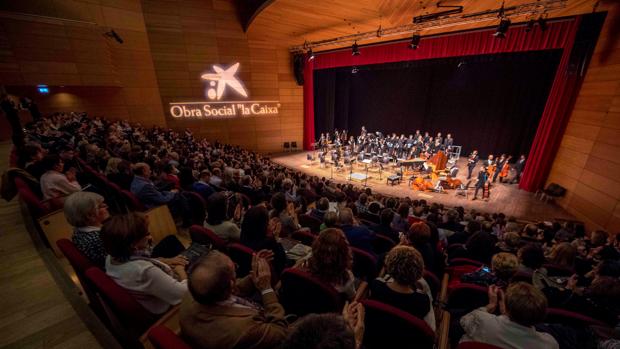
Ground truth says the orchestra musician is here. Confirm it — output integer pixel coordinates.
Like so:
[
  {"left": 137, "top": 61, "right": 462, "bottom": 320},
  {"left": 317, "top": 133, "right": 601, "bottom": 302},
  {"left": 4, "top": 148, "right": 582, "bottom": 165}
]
[
  {"left": 473, "top": 168, "right": 489, "bottom": 200},
  {"left": 467, "top": 150, "right": 479, "bottom": 179},
  {"left": 498, "top": 155, "right": 512, "bottom": 183},
  {"left": 512, "top": 154, "right": 526, "bottom": 184},
  {"left": 485, "top": 154, "right": 497, "bottom": 181},
  {"left": 493, "top": 154, "right": 507, "bottom": 183},
  {"left": 444, "top": 133, "right": 453, "bottom": 149},
  {"left": 436, "top": 132, "right": 443, "bottom": 146}
]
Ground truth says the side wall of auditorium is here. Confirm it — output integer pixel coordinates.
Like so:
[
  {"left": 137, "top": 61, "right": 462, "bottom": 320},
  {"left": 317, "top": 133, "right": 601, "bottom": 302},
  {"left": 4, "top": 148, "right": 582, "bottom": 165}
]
[
  {"left": 547, "top": 3, "right": 620, "bottom": 232},
  {"left": 0, "top": 0, "right": 303, "bottom": 153}
]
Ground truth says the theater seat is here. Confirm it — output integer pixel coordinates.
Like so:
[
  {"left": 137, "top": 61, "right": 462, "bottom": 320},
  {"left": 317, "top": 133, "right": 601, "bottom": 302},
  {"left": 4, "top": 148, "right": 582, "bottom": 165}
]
[
  {"left": 85, "top": 267, "right": 157, "bottom": 345},
  {"left": 361, "top": 299, "right": 435, "bottom": 349},
  {"left": 371, "top": 233, "right": 396, "bottom": 255},
  {"left": 227, "top": 242, "right": 254, "bottom": 277},
  {"left": 298, "top": 214, "right": 322, "bottom": 233},
  {"left": 446, "top": 283, "right": 488, "bottom": 316},
  {"left": 351, "top": 247, "right": 378, "bottom": 281},
  {"left": 119, "top": 189, "right": 146, "bottom": 212},
  {"left": 545, "top": 308, "right": 608, "bottom": 328},
  {"left": 56, "top": 239, "right": 104, "bottom": 317},
  {"left": 291, "top": 229, "right": 317, "bottom": 246},
  {"left": 148, "top": 325, "right": 192, "bottom": 349},
  {"left": 457, "top": 342, "right": 504, "bottom": 349},
  {"left": 189, "top": 225, "right": 227, "bottom": 250},
  {"left": 279, "top": 268, "right": 343, "bottom": 316}
]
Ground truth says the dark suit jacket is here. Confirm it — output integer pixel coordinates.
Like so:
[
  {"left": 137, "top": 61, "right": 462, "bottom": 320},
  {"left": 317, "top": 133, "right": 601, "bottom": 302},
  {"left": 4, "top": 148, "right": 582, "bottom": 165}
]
[{"left": 341, "top": 224, "right": 376, "bottom": 256}]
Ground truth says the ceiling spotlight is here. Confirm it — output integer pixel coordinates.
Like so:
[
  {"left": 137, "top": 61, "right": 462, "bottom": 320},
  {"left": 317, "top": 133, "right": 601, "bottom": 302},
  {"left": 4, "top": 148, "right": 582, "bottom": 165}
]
[
  {"left": 525, "top": 19, "right": 535, "bottom": 32},
  {"left": 493, "top": 18, "right": 511, "bottom": 38},
  {"left": 352, "top": 41, "right": 360, "bottom": 56},
  {"left": 307, "top": 48, "right": 315, "bottom": 61},
  {"left": 104, "top": 29, "right": 123, "bottom": 44},
  {"left": 409, "top": 34, "right": 421, "bottom": 49},
  {"left": 538, "top": 16, "right": 547, "bottom": 31}
]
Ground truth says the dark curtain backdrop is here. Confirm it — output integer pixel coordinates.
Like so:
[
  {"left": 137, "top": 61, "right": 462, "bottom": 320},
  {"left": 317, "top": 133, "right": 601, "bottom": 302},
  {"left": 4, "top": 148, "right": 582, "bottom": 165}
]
[{"left": 314, "top": 50, "right": 561, "bottom": 157}]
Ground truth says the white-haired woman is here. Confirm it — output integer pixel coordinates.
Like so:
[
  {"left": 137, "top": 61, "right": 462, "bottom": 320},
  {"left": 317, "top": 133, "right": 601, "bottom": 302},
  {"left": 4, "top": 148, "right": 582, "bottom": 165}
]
[{"left": 64, "top": 191, "right": 110, "bottom": 267}]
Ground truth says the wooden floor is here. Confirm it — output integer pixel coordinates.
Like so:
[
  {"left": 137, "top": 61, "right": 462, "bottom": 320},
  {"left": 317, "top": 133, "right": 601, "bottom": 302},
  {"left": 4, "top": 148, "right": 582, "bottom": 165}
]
[
  {"left": 272, "top": 151, "right": 575, "bottom": 222},
  {"left": 0, "top": 142, "right": 116, "bottom": 349}
]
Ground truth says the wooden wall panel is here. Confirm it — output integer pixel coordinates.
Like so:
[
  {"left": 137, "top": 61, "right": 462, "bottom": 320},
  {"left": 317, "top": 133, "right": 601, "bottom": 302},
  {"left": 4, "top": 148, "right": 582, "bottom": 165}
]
[
  {"left": 548, "top": 2, "right": 620, "bottom": 232},
  {"left": 0, "top": 0, "right": 166, "bottom": 128},
  {"left": 142, "top": 0, "right": 303, "bottom": 153}
]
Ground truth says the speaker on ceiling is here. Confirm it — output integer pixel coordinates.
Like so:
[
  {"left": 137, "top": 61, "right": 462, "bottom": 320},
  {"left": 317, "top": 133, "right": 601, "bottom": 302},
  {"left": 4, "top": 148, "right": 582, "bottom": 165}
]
[{"left": 292, "top": 53, "right": 305, "bottom": 86}]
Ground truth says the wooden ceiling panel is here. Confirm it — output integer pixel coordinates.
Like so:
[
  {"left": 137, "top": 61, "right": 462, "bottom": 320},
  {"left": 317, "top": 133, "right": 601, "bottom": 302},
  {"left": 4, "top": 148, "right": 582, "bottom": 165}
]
[{"left": 247, "top": 0, "right": 599, "bottom": 51}]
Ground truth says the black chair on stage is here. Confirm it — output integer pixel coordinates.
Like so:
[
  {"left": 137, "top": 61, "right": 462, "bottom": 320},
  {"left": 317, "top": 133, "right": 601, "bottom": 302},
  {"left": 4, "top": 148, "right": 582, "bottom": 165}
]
[
  {"left": 291, "top": 141, "right": 298, "bottom": 151},
  {"left": 283, "top": 142, "right": 290, "bottom": 152}
]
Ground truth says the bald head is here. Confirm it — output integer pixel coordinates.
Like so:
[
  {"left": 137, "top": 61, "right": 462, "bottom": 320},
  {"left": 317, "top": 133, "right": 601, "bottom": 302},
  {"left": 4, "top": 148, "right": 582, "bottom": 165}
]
[{"left": 188, "top": 251, "right": 235, "bottom": 304}]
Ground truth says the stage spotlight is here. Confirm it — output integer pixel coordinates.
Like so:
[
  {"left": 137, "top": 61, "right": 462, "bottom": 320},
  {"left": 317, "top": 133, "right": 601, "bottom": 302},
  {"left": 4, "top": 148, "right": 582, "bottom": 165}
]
[
  {"left": 493, "top": 18, "right": 511, "bottom": 38},
  {"left": 352, "top": 41, "right": 360, "bottom": 56},
  {"left": 525, "top": 19, "right": 535, "bottom": 32},
  {"left": 538, "top": 16, "right": 547, "bottom": 31},
  {"left": 409, "top": 34, "right": 421, "bottom": 49},
  {"left": 104, "top": 29, "right": 123, "bottom": 44},
  {"left": 307, "top": 48, "right": 315, "bottom": 61}
]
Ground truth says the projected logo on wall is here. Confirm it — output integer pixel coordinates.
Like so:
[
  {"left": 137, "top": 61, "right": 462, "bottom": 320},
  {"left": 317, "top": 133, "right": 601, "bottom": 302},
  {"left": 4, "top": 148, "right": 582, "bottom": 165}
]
[{"left": 169, "top": 62, "right": 280, "bottom": 119}]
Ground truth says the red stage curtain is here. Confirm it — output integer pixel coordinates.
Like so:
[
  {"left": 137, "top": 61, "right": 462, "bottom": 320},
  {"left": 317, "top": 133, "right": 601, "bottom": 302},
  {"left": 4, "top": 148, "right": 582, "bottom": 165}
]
[{"left": 302, "top": 18, "right": 581, "bottom": 192}]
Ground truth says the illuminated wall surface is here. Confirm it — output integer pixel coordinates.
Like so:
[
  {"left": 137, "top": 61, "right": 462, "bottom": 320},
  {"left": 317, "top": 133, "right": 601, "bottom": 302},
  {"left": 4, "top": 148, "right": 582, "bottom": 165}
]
[{"left": 0, "top": 0, "right": 303, "bottom": 152}]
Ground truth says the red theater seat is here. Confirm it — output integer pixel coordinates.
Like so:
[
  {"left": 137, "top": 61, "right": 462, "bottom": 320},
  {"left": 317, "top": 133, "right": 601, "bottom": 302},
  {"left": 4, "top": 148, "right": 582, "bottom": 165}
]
[
  {"left": 361, "top": 299, "right": 435, "bottom": 349},
  {"left": 148, "top": 325, "right": 192, "bottom": 349},
  {"left": 85, "top": 267, "right": 157, "bottom": 343},
  {"left": 227, "top": 242, "right": 254, "bottom": 277},
  {"left": 457, "top": 342, "right": 504, "bottom": 349},
  {"left": 189, "top": 225, "right": 226, "bottom": 250},
  {"left": 279, "top": 268, "right": 343, "bottom": 316},
  {"left": 351, "top": 247, "right": 378, "bottom": 281}
]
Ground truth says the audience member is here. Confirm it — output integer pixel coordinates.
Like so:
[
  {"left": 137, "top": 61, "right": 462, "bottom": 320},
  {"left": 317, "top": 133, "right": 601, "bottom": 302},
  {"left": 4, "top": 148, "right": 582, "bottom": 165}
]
[
  {"left": 338, "top": 207, "right": 375, "bottom": 255},
  {"left": 40, "top": 154, "right": 81, "bottom": 200},
  {"left": 180, "top": 251, "right": 287, "bottom": 349},
  {"left": 64, "top": 192, "right": 110, "bottom": 267},
  {"left": 369, "top": 246, "right": 435, "bottom": 330},
  {"left": 295, "top": 228, "right": 356, "bottom": 300},
  {"left": 102, "top": 213, "right": 188, "bottom": 315},
  {"left": 204, "top": 192, "right": 241, "bottom": 242},
  {"left": 460, "top": 283, "right": 559, "bottom": 349}
]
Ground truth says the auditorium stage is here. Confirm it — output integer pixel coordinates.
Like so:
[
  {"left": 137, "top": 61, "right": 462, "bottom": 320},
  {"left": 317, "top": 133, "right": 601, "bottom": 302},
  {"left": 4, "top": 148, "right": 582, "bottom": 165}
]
[{"left": 271, "top": 151, "right": 575, "bottom": 223}]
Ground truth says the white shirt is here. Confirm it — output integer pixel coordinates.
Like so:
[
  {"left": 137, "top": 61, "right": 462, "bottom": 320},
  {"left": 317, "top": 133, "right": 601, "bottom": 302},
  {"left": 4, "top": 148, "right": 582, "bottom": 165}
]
[
  {"left": 105, "top": 256, "right": 187, "bottom": 315},
  {"left": 460, "top": 308, "right": 558, "bottom": 349},
  {"left": 40, "top": 170, "right": 81, "bottom": 200}
]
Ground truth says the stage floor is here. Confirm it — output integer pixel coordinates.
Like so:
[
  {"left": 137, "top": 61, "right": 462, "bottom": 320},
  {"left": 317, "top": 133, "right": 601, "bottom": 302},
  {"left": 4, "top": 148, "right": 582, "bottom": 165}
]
[{"left": 271, "top": 151, "right": 575, "bottom": 223}]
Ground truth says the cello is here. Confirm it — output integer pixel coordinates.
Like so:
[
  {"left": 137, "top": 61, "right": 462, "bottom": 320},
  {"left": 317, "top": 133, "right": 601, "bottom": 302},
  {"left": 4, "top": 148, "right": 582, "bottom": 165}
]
[{"left": 499, "top": 155, "right": 512, "bottom": 183}]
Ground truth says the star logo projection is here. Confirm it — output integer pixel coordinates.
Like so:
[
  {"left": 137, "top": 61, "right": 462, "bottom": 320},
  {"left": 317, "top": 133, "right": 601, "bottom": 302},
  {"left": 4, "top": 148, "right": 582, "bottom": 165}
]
[
  {"left": 169, "top": 62, "right": 280, "bottom": 119},
  {"left": 201, "top": 63, "right": 248, "bottom": 100}
]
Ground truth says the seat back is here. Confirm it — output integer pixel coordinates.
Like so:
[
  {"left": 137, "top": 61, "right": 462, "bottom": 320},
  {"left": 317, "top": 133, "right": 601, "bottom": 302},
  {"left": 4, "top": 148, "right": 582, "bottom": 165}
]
[
  {"left": 279, "top": 268, "right": 343, "bottom": 316},
  {"left": 361, "top": 299, "right": 435, "bottom": 349},
  {"left": 56, "top": 239, "right": 101, "bottom": 309},
  {"left": 447, "top": 283, "right": 488, "bottom": 314},
  {"left": 189, "top": 225, "right": 226, "bottom": 250},
  {"left": 457, "top": 342, "right": 504, "bottom": 349},
  {"left": 182, "top": 191, "right": 206, "bottom": 226},
  {"left": 543, "top": 263, "right": 574, "bottom": 276},
  {"left": 351, "top": 247, "right": 378, "bottom": 281},
  {"left": 449, "top": 257, "right": 484, "bottom": 267},
  {"left": 372, "top": 233, "right": 396, "bottom": 255},
  {"left": 148, "top": 325, "right": 192, "bottom": 349},
  {"left": 291, "top": 229, "right": 317, "bottom": 246},
  {"left": 423, "top": 270, "right": 440, "bottom": 300},
  {"left": 85, "top": 267, "right": 156, "bottom": 337},
  {"left": 291, "top": 141, "right": 297, "bottom": 149},
  {"left": 15, "top": 177, "right": 50, "bottom": 218},
  {"left": 545, "top": 308, "right": 608, "bottom": 328},
  {"left": 227, "top": 242, "right": 254, "bottom": 277},
  {"left": 120, "top": 189, "right": 146, "bottom": 212},
  {"left": 298, "top": 214, "right": 322, "bottom": 233}
]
